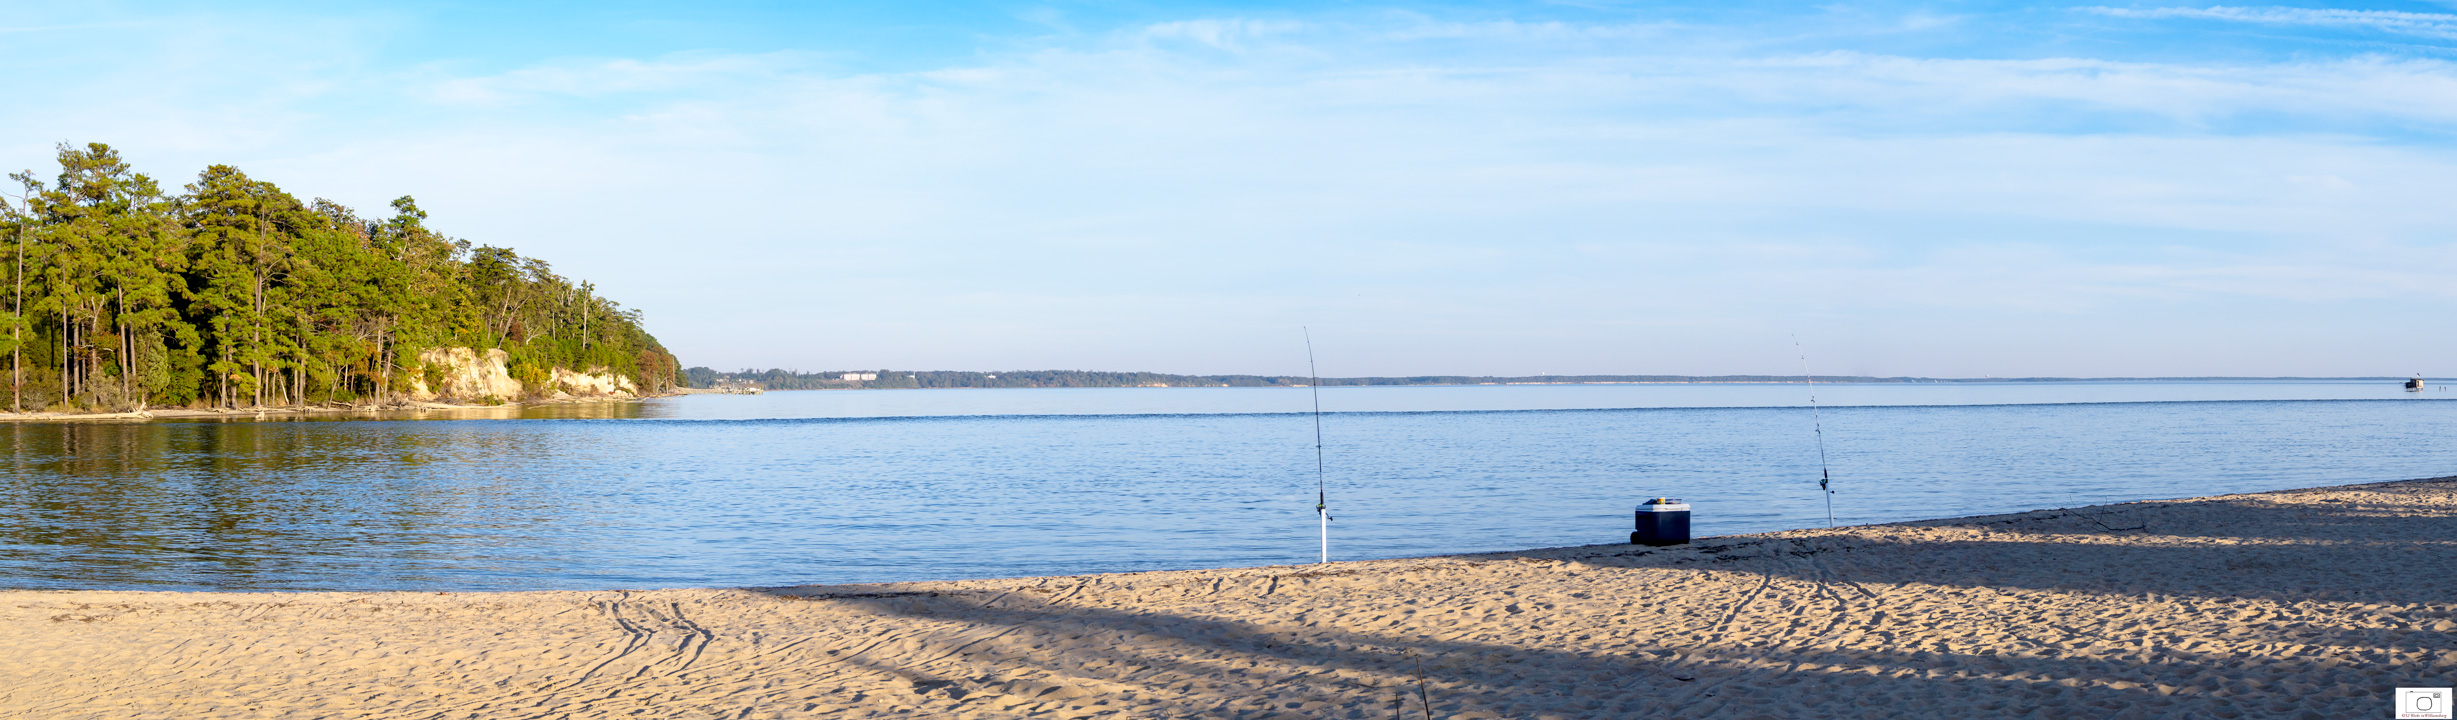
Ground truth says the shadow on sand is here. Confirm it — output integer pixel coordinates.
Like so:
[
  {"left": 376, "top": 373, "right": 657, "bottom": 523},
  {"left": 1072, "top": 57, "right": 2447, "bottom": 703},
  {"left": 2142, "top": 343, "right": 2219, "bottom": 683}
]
[{"left": 743, "top": 477, "right": 2457, "bottom": 718}]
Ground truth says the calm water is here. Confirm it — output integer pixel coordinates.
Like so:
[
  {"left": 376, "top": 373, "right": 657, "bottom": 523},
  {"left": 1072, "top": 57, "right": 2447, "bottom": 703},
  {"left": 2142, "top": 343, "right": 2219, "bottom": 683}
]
[{"left": 1, "top": 381, "right": 2451, "bottom": 591}]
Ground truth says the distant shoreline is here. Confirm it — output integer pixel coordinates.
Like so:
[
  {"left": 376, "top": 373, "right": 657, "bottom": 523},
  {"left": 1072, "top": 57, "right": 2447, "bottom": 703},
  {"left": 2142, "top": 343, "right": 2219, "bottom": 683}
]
[
  {"left": 687, "top": 368, "right": 2431, "bottom": 392},
  {"left": 4, "top": 378, "right": 2428, "bottom": 420}
]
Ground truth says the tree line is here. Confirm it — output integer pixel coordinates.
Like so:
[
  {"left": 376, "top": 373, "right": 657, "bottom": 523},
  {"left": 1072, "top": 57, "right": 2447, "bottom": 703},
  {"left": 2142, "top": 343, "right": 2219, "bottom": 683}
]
[
  {"left": 0, "top": 142, "right": 680, "bottom": 411},
  {"left": 680, "top": 368, "right": 2052, "bottom": 391},
  {"left": 687, "top": 368, "right": 1326, "bottom": 390}
]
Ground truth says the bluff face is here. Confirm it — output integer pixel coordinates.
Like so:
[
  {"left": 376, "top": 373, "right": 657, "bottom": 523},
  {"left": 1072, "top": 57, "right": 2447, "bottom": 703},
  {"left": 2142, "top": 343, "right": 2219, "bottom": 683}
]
[{"left": 405, "top": 348, "right": 641, "bottom": 403}]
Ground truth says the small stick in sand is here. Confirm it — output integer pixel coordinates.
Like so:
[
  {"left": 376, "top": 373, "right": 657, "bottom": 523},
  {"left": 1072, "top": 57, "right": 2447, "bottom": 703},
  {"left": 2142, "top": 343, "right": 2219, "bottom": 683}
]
[{"left": 1414, "top": 656, "right": 1434, "bottom": 719}]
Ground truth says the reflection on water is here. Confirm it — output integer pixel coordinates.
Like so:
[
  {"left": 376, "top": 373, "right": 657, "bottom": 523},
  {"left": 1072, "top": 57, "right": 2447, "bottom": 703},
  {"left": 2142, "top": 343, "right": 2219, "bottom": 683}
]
[
  {"left": 0, "top": 421, "right": 633, "bottom": 589},
  {"left": 162, "top": 400, "right": 653, "bottom": 423},
  {"left": 0, "top": 385, "right": 2452, "bottom": 591}
]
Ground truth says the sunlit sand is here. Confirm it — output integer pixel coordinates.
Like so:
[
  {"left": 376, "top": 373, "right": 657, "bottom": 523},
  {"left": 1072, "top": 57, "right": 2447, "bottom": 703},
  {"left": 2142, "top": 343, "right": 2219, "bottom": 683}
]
[{"left": 5, "top": 476, "right": 2450, "bottom": 718}]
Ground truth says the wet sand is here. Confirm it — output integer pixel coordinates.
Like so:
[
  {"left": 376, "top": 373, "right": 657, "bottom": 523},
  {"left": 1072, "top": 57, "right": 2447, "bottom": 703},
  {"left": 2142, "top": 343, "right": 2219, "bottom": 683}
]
[{"left": 3, "top": 476, "right": 2452, "bottom": 719}]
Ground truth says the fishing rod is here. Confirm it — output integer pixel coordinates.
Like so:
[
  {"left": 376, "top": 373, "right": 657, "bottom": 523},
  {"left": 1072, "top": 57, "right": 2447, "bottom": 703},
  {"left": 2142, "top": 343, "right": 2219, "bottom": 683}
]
[
  {"left": 1795, "top": 335, "right": 1835, "bottom": 527},
  {"left": 1305, "top": 327, "right": 1330, "bottom": 563}
]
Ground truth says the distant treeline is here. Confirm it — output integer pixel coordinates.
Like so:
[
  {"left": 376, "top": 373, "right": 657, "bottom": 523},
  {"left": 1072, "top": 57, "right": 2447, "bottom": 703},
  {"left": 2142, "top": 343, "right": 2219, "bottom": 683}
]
[
  {"left": 0, "top": 142, "right": 681, "bottom": 411},
  {"left": 688, "top": 368, "right": 1319, "bottom": 390},
  {"left": 682, "top": 368, "right": 2402, "bottom": 391}
]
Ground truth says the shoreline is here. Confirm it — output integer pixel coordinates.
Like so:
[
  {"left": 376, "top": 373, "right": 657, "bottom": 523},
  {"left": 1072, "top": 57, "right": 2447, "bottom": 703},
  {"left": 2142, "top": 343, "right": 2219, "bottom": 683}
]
[
  {"left": 0, "top": 392, "right": 672, "bottom": 422},
  {"left": 2, "top": 379, "right": 2434, "bottom": 422},
  {"left": 5, "top": 476, "right": 2451, "bottom": 718}
]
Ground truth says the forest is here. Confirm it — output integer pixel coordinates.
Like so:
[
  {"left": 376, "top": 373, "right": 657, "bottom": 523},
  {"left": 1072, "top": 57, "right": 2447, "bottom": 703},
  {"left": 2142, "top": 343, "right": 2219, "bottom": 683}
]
[{"left": 0, "top": 142, "right": 681, "bottom": 411}]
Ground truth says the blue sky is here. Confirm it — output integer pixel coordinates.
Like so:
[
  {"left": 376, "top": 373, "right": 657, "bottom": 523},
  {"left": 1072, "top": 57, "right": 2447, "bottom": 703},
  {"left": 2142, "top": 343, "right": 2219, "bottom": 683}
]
[{"left": 7, "top": 1, "right": 2457, "bottom": 377}]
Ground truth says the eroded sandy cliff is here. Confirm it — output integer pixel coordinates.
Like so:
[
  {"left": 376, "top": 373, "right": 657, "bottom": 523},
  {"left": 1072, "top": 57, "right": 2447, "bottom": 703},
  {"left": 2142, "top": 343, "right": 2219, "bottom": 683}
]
[{"left": 403, "top": 348, "right": 639, "bottom": 402}]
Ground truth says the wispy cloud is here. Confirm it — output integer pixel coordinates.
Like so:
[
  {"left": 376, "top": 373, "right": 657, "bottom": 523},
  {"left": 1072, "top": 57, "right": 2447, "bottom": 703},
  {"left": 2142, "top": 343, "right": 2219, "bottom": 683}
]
[
  {"left": 2088, "top": 6, "right": 2457, "bottom": 39},
  {"left": 420, "top": 53, "right": 812, "bottom": 105},
  {"left": 1733, "top": 52, "right": 2457, "bottom": 127},
  {"left": 1371, "top": 16, "right": 1681, "bottom": 42},
  {"left": 1136, "top": 18, "right": 1307, "bottom": 50},
  {"left": 0, "top": 22, "right": 147, "bottom": 34}
]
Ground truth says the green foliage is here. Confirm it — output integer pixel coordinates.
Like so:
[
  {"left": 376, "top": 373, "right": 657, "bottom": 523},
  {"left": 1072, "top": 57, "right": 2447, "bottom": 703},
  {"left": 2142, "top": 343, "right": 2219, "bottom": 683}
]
[{"left": 0, "top": 142, "right": 681, "bottom": 410}]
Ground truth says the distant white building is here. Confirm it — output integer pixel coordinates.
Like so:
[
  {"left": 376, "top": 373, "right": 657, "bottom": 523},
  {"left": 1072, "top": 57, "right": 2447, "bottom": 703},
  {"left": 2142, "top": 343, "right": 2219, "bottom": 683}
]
[{"left": 839, "top": 372, "right": 878, "bottom": 381}]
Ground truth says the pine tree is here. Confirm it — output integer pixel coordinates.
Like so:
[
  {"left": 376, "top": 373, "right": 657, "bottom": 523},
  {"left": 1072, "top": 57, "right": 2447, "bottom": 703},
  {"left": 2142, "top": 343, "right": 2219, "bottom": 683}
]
[{"left": 0, "top": 145, "right": 683, "bottom": 411}]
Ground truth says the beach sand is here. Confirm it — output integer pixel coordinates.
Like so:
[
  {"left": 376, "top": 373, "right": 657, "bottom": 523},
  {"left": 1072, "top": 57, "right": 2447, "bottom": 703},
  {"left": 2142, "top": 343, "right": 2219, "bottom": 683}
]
[{"left": 4, "top": 477, "right": 2453, "bottom": 719}]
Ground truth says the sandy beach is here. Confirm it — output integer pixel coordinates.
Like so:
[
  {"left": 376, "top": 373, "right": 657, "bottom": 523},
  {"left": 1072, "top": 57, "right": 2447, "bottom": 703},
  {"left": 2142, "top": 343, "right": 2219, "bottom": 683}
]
[{"left": 3, "top": 476, "right": 2452, "bottom": 719}]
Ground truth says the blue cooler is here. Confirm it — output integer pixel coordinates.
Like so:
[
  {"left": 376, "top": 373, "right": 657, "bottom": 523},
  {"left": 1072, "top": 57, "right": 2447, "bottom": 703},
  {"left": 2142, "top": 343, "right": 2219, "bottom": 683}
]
[{"left": 1632, "top": 498, "right": 1691, "bottom": 546}]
